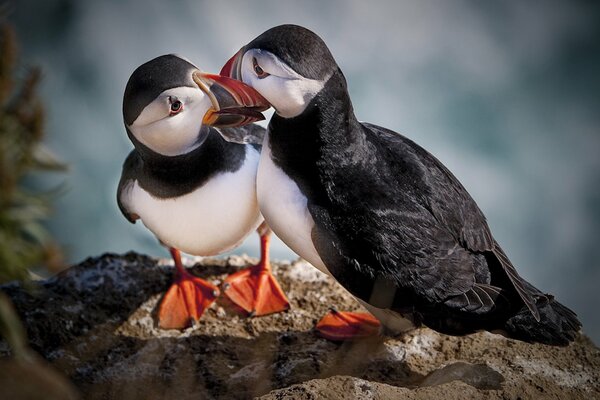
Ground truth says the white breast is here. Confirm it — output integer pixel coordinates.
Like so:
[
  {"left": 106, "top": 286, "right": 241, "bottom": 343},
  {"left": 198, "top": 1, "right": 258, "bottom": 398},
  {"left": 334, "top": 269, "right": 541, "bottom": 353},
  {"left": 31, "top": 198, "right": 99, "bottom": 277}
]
[
  {"left": 257, "top": 134, "right": 328, "bottom": 274},
  {"left": 128, "top": 145, "right": 262, "bottom": 255}
]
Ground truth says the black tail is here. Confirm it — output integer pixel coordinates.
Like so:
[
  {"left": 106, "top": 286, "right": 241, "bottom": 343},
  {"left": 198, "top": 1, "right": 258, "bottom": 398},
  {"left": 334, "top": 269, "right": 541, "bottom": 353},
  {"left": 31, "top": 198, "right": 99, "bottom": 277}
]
[{"left": 505, "top": 291, "right": 581, "bottom": 346}]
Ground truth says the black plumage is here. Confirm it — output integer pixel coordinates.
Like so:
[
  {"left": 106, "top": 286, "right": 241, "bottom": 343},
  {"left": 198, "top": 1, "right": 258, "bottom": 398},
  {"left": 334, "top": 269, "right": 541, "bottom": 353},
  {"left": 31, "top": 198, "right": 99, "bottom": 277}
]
[
  {"left": 245, "top": 25, "right": 337, "bottom": 81},
  {"left": 261, "top": 26, "right": 580, "bottom": 345}
]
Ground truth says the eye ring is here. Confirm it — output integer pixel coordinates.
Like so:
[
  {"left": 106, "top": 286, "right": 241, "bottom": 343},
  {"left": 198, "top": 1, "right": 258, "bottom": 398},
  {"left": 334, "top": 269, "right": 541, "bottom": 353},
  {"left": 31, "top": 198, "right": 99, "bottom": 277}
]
[
  {"left": 252, "top": 57, "right": 269, "bottom": 79},
  {"left": 169, "top": 97, "right": 183, "bottom": 115}
]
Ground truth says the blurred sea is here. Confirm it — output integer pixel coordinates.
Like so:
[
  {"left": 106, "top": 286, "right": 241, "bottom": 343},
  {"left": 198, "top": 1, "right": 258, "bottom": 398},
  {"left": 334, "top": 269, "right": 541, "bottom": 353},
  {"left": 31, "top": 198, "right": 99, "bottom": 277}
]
[{"left": 8, "top": 0, "right": 600, "bottom": 343}]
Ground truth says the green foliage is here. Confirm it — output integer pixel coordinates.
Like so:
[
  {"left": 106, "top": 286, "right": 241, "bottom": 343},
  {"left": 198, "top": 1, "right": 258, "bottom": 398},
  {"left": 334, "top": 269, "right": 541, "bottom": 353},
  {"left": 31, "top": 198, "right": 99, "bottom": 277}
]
[{"left": 0, "top": 23, "right": 65, "bottom": 285}]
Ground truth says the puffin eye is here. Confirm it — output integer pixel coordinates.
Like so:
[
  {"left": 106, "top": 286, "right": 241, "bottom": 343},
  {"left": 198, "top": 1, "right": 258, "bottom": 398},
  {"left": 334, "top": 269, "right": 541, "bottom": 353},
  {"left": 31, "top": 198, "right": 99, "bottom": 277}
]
[
  {"left": 169, "top": 97, "right": 183, "bottom": 115},
  {"left": 252, "top": 57, "right": 269, "bottom": 79}
]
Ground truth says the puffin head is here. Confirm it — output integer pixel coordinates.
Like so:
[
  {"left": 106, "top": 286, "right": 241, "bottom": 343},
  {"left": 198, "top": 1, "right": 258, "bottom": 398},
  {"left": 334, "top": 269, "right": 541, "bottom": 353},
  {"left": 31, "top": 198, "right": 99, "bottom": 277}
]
[
  {"left": 123, "top": 54, "right": 270, "bottom": 156},
  {"left": 220, "top": 25, "right": 340, "bottom": 119}
]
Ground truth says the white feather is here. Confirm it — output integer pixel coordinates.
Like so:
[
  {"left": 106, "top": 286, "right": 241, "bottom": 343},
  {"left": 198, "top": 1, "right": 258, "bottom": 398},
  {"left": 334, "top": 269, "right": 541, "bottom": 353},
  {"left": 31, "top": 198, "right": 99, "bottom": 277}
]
[
  {"left": 126, "top": 146, "right": 262, "bottom": 255},
  {"left": 128, "top": 87, "right": 211, "bottom": 156},
  {"left": 357, "top": 299, "right": 415, "bottom": 335},
  {"left": 257, "top": 133, "right": 328, "bottom": 274}
]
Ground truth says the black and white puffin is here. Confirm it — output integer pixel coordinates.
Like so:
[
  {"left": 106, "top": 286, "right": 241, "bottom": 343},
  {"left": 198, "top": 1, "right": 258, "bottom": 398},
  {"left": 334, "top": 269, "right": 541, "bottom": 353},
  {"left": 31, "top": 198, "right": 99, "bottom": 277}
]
[
  {"left": 118, "top": 54, "right": 289, "bottom": 329},
  {"left": 220, "top": 25, "right": 581, "bottom": 345}
]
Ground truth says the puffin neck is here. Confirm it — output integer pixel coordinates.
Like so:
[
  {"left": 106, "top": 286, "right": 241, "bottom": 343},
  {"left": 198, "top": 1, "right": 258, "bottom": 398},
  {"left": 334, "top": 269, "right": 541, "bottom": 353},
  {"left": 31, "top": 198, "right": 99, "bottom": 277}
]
[
  {"left": 267, "top": 69, "right": 363, "bottom": 203},
  {"left": 269, "top": 68, "right": 362, "bottom": 150},
  {"left": 126, "top": 126, "right": 246, "bottom": 188},
  {"left": 269, "top": 68, "right": 358, "bottom": 141},
  {"left": 125, "top": 126, "right": 206, "bottom": 171}
]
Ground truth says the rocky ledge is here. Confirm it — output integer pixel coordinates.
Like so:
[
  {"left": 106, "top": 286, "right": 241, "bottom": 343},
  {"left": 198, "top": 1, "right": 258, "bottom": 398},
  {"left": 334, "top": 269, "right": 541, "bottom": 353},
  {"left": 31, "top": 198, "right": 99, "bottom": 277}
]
[{"left": 0, "top": 252, "right": 598, "bottom": 399}]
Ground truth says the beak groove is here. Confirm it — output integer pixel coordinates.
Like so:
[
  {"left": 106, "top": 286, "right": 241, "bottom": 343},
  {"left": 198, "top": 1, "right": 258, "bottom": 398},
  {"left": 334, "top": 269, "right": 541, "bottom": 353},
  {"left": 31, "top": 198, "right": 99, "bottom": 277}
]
[{"left": 220, "top": 48, "right": 243, "bottom": 80}]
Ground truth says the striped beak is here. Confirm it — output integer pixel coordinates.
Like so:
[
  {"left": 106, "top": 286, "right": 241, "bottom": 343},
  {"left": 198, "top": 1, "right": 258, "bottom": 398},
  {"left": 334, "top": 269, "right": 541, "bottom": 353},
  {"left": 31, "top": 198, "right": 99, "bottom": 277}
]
[{"left": 192, "top": 69, "right": 270, "bottom": 128}]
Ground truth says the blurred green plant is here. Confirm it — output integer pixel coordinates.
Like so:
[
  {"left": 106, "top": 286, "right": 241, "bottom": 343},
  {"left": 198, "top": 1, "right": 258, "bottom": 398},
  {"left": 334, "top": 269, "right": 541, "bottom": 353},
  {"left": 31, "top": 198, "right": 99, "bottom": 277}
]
[
  {"left": 0, "top": 20, "right": 66, "bottom": 361},
  {"left": 0, "top": 22, "right": 66, "bottom": 286}
]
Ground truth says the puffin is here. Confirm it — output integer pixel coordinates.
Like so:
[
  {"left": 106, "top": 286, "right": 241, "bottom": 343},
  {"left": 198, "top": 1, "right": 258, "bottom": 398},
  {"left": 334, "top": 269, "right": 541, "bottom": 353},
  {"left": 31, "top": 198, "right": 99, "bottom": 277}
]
[
  {"left": 118, "top": 54, "right": 289, "bottom": 329},
  {"left": 219, "top": 25, "right": 581, "bottom": 345}
]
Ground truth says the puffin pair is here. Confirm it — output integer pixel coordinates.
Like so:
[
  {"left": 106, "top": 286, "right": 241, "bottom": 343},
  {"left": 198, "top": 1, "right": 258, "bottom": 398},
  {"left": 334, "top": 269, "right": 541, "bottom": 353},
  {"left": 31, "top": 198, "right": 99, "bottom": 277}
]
[
  {"left": 218, "top": 24, "right": 581, "bottom": 345},
  {"left": 118, "top": 55, "right": 289, "bottom": 329}
]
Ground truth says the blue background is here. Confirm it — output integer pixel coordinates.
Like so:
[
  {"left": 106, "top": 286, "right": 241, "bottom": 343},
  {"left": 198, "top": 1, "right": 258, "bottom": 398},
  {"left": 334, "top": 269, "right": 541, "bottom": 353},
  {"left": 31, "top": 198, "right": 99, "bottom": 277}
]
[{"left": 8, "top": 0, "right": 600, "bottom": 343}]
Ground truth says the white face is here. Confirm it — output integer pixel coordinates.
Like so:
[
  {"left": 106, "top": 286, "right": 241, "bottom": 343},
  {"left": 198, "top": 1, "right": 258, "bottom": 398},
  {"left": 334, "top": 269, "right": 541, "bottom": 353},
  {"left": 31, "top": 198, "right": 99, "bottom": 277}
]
[
  {"left": 240, "top": 49, "right": 329, "bottom": 118},
  {"left": 128, "top": 86, "right": 212, "bottom": 156}
]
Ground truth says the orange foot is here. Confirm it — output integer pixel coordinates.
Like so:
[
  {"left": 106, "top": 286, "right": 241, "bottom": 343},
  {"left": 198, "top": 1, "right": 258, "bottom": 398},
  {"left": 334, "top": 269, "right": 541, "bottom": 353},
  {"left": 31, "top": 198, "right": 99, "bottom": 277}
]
[
  {"left": 222, "top": 232, "right": 290, "bottom": 316},
  {"left": 158, "top": 248, "right": 219, "bottom": 329},
  {"left": 223, "top": 263, "right": 290, "bottom": 316},
  {"left": 315, "top": 309, "right": 381, "bottom": 341}
]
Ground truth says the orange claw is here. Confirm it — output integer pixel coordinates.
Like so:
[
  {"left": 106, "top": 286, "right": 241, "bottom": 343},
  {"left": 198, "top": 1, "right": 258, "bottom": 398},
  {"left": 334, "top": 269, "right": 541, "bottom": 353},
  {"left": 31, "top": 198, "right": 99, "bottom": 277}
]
[
  {"left": 315, "top": 309, "right": 381, "bottom": 341},
  {"left": 223, "top": 232, "right": 290, "bottom": 316},
  {"left": 158, "top": 248, "right": 219, "bottom": 330}
]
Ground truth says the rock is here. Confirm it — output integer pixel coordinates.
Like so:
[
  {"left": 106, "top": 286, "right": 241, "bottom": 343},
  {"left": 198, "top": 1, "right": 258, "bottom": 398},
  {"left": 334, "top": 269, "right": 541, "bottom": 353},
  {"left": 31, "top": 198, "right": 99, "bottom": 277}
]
[
  {"left": 257, "top": 376, "right": 496, "bottom": 400},
  {"left": 1, "top": 252, "right": 599, "bottom": 399},
  {"left": 419, "top": 361, "right": 504, "bottom": 390}
]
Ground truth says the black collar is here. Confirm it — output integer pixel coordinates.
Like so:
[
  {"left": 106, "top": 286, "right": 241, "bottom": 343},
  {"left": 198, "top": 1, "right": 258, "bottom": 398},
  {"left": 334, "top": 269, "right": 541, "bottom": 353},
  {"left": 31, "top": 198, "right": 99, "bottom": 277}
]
[{"left": 125, "top": 126, "right": 247, "bottom": 198}]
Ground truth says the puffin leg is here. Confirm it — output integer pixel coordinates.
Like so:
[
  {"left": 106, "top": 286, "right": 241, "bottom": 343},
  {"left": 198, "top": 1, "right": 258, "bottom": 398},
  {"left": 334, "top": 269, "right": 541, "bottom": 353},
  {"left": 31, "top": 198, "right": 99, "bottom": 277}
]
[
  {"left": 158, "top": 247, "right": 219, "bottom": 329},
  {"left": 315, "top": 308, "right": 381, "bottom": 341},
  {"left": 223, "top": 226, "right": 290, "bottom": 316}
]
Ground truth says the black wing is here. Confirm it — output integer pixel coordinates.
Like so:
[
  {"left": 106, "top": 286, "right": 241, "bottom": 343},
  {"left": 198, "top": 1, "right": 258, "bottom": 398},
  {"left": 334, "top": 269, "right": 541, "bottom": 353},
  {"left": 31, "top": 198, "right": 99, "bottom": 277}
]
[
  {"left": 310, "top": 122, "right": 539, "bottom": 322},
  {"left": 116, "top": 150, "right": 141, "bottom": 224}
]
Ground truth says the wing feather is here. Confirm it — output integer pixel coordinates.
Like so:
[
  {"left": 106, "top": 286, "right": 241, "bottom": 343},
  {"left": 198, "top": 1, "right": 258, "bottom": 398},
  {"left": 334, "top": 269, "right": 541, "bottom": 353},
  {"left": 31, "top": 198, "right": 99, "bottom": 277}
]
[
  {"left": 311, "top": 122, "right": 539, "bottom": 322},
  {"left": 117, "top": 150, "right": 141, "bottom": 224}
]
